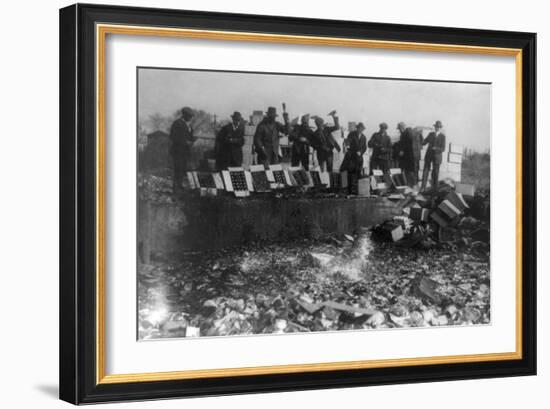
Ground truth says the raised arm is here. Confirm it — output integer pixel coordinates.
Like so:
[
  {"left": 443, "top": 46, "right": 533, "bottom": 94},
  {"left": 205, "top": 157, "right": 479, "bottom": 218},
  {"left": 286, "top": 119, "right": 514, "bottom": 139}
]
[
  {"left": 328, "top": 132, "right": 341, "bottom": 153},
  {"left": 276, "top": 112, "right": 290, "bottom": 135},
  {"left": 326, "top": 115, "right": 340, "bottom": 133}
]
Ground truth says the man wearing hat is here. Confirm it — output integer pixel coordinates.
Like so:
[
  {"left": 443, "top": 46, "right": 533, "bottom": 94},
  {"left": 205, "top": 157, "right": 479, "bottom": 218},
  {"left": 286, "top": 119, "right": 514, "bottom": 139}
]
[
  {"left": 215, "top": 111, "right": 245, "bottom": 169},
  {"left": 169, "top": 106, "right": 197, "bottom": 193},
  {"left": 253, "top": 106, "right": 289, "bottom": 166},
  {"left": 310, "top": 111, "right": 341, "bottom": 172},
  {"left": 289, "top": 114, "right": 314, "bottom": 169},
  {"left": 367, "top": 122, "right": 392, "bottom": 173},
  {"left": 340, "top": 122, "right": 367, "bottom": 193},
  {"left": 396, "top": 121, "right": 422, "bottom": 187},
  {"left": 420, "top": 120, "right": 446, "bottom": 192}
]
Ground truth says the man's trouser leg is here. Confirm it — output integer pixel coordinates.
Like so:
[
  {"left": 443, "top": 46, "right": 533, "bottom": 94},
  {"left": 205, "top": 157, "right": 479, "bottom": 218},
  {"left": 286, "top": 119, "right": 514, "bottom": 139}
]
[
  {"left": 421, "top": 160, "right": 431, "bottom": 192},
  {"left": 349, "top": 171, "right": 358, "bottom": 194},
  {"left": 317, "top": 151, "right": 326, "bottom": 172},
  {"left": 291, "top": 153, "right": 300, "bottom": 167},
  {"left": 432, "top": 162, "right": 440, "bottom": 190},
  {"left": 413, "top": 163, "right": 420, "bottom": 186},
  {"left": 301, "top": 153, "right": 309, "bottom": 170},
  {"left": 270, "top": 150, "right": 280, "bottom": 165},
  {"left": 173, "top": 156, "right": 184, "bottom": 192},
  {"left": 405, "top": 168, "right": 415, "bottom": 187},
  {"left": 326, "top": 152, "right": 334, "bottom": 172},
  {"left": 370, "top": 157, "right": 379, "bottom": 174}
]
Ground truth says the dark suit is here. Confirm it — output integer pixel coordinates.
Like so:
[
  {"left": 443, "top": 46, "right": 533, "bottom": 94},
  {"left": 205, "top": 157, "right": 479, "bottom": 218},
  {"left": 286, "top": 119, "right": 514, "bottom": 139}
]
[
  {"left": 290, "top": 124, "right": 314, "bottom": 169},
  {"left": 216, "top": 122, "right": 245, "bottom": 169},
  {"left": 253, "top": 119, "right": 288, "bottom": 166},
  {"left": 341, "top": 130, "right": 367, "bottom": 194},
  {"left": 421, "top": 131, "right": 446, "bottom": 191},
  {"left": 398, "top": 127, "right": 422, "bottom": 187},
  {"left": 169, "top": 118, "right": 196, "bottom": 191},
  {"left": 367, "top": 131, "right": 392, "bottom": 173},
  {"left": 310, "top": 118, "right": 341, "bottom": 172}
]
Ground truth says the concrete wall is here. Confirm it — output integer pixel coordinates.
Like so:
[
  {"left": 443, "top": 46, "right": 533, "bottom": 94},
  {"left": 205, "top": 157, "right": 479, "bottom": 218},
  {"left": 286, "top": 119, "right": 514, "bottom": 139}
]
[{"left": 139, "top": 196, "right": 402, "bottom": 261}]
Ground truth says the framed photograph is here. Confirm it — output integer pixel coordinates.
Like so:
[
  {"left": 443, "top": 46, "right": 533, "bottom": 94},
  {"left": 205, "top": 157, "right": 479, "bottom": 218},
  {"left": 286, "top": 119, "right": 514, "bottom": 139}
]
[{"left": 59, "top": 3, "right": 536, "bottom": 404}]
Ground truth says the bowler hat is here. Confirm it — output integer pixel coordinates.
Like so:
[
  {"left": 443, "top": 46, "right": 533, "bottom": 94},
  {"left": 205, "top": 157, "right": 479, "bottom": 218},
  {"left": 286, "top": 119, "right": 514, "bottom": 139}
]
[
  {"left": 181, "top": 106, "right": 194, "bottom": 116},
  {"left": 379, "top": 122, "right": 388, "bottom": 130},
  {"left": 231, "top": 111, "right": 242, "bottom": 120},
  {"left": 357, "top": 122, "right": 366, "bottom": 130},
  {"left": 433, "top": 120, "right": 443, "bottom": 128},
  {"left": 266, "top": 106, "right": 278, "bottom": 116}
]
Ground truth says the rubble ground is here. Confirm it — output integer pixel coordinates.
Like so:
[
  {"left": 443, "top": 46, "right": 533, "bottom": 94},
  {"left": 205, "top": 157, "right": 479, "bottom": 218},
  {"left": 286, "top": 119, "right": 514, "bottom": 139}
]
[{"left": 138, "top": 229, "right": 490, "bottom": 340}]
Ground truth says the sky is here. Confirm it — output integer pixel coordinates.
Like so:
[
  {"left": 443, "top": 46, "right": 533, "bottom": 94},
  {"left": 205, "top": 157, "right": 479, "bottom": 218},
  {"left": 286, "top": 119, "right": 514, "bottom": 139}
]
[{"left": 138, "top": 68, "right": 491, "bottom": 151}]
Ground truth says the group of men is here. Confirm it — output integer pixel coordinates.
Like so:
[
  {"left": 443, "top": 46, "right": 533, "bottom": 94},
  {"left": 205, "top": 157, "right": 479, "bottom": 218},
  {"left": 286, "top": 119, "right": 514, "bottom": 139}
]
[
  {"left": 169, "top": 105, "right": 446, "bottom": 194},
  {"left": 249, "top": 106, "right": 342, "bottom": 173},
  {"left": 368, "top": 120, "right": 447, "bottom": 192}
]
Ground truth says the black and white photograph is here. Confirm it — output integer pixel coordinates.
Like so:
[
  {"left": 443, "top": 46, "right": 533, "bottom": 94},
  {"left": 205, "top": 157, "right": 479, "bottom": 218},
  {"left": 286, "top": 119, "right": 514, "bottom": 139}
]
[{"left": 137, "top": 67, "right": 491, "bottom": 340}]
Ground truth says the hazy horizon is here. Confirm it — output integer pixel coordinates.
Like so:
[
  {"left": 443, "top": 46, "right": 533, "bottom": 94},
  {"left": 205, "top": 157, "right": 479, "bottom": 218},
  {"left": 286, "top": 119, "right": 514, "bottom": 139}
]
[{"left": 138, "top": 68, "right": 491, "bottom": 152}]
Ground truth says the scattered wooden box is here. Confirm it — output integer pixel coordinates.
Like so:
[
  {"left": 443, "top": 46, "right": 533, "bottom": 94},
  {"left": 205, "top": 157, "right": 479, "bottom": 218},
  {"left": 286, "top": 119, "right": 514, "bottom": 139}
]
[
  {"left": 391, "top": 225, "right": 404, "bottom": 242},
  {"left": 439, "top": 199, "right": 461, "bottom": 219},
  {"left": 409, "top": 207, "right": 429, "bottom": 222},
  {"left": 389, "top": 168, "right": 407, "bottom": 191},
  {"left": 445, "top": 190, "right": 469, "bottom": 212},
  {"left": 371, "top": 169, "right": 388, "bottom": 191},
  {"left": 455, "top": 183, "right": 476, "bottom": 197}
]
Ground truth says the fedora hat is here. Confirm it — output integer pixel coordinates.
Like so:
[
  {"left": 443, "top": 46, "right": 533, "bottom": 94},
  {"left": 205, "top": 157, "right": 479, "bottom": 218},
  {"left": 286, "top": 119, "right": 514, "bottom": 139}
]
[
  {"left": 379, "top": 122, "right": 388, "bottom": 130},
  {"left": 433, "top": 120, "right": 443, "bottom": 128},
  {"left": 266, "top": 106, "right": 278, "bottom": 116},
  {"left": 231, "top": 111, "right": 242, "bottom": 120},
  {"left": 181, "top": 106, "right": 194, "bottom": 116}
]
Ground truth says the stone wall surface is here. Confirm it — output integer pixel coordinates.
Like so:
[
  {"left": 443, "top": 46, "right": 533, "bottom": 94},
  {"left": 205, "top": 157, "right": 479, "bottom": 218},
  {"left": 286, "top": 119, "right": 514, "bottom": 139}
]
[{"left": 138, "top": 196, "right": 402, "bottom": 260}]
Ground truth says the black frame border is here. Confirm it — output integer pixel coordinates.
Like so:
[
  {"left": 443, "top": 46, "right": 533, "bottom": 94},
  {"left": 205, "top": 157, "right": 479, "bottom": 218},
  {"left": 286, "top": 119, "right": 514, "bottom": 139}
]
[{"left": 59, "top": 3, "right": 536, "bottom": 404}]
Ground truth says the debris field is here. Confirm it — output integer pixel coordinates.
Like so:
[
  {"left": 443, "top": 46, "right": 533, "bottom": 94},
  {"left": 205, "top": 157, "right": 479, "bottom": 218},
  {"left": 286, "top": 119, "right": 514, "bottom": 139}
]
[{"left": 139, "top": 222, "right": 490, "bottom": 339}]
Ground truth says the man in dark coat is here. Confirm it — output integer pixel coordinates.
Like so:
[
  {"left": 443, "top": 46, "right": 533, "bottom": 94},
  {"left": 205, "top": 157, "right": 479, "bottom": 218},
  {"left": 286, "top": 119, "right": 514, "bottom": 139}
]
[
  {"left": 169, "top": 106, "right": 196, "bottom": 192},
  {"left": 420, "top": 120, "right": 447, "bottom": 192},
  {"left": 368, "top": 122, "right": 392, "bottom": 173},
  {"left": 310, "top": 111, "right": 341, "bottom": 172},
  {"left": 253, "top": 106, "right": 289, "bottom": 166},
  {"left": 396, "top": 121, "right": 422, "bottom": 187},
  {"left": 215, "top": 111, "right": 245, "bottom": 169},
  {"left": 341, "top": 122, "right": 367, "bottom": 193},
  {"left": 289, "top": 114, "right": 314, "bottom": 169}
]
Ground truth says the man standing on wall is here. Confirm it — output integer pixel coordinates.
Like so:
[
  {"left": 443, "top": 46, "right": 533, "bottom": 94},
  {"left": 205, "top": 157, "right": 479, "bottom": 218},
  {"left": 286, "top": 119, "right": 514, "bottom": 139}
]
[
  {"left": 420, "top": 120, "right": 446, "bottom": 192},
  {"left": 368, "top": 122, "right": 392, "bottom": 174},
  {"left": 253, "top": 106, "right": 289, "bottom": 166},
  {"left": 310, "top": 111, "right": 341, "bottom": 172},
  {"left": 216, "top": 111, "right": 245, "bottom": 169},
  {"left": 289, "top": 114, "right": 314, "bottom": 170},
  {"left": 169, "top": 106, "right": 196, "bottom": 193},
  {"left": 396, "top": 121, "right": 421, "bottom": 187},
  {"left": 341, "top": 121, "right": 367, "bottom": 194}
]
